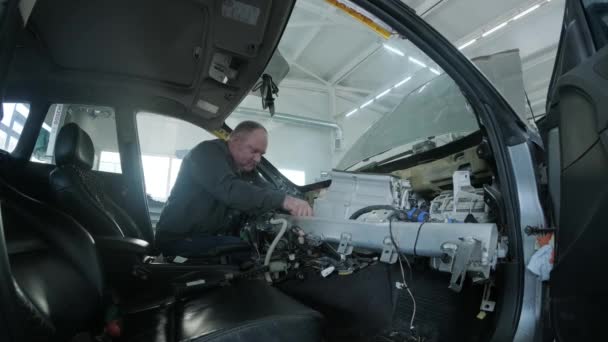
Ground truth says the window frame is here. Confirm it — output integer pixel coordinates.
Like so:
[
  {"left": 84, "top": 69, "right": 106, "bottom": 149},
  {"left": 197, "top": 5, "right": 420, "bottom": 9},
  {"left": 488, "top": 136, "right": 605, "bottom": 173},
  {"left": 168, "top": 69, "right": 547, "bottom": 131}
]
[{"left": 28, "top": 103, "right": 123, "bottom": 174}]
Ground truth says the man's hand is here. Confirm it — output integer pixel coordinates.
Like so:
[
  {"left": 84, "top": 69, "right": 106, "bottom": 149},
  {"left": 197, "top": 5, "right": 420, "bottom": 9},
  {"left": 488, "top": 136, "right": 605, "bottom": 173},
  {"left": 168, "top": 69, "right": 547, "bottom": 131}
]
[{"left": 282, "top": 196, "right": 313, "bottom": 217}]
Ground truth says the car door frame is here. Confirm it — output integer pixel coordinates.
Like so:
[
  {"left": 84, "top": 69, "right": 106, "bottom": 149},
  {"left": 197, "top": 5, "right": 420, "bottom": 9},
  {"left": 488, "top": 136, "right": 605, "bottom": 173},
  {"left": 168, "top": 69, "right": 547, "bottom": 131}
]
[{"left": 353, "top": 1, "right": 549, "bottom": 341}]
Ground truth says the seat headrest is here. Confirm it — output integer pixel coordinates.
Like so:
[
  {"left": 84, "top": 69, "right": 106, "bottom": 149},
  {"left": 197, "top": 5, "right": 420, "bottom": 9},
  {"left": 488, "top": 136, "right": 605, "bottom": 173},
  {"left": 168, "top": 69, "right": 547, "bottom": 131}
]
[{"left": 54, "top": 123, "right": 94, "bottom": 169}]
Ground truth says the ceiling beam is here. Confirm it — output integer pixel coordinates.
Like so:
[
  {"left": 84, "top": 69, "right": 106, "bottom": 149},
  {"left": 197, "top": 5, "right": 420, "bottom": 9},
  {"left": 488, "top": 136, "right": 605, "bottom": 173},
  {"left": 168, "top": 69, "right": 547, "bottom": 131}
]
[
  {"left": 291, "top": 25, "right": 324, "bottom": 61},
  {"left": 291, "top": 63, "right": 329, "bottom": 85},
  {"left": 336, "top": 85, "right": 370, "bottom": 94},
  {"left": 287, "top": 21, "right": 370, "bottom": 30},
  {"left": 295, "top": 0, "right": 376, "bottom": 33},
  {"left": 290, "top": 5, "right": 339, "bottom": 61},
  {"left": 281, "top": 79, "right": 328, "bottom": 93},
  {"left": 283, "top": 56, "right": 330, "bottom": 86},
  {"left": 328, "top": 43, "right": 382, "bottom": 85}
]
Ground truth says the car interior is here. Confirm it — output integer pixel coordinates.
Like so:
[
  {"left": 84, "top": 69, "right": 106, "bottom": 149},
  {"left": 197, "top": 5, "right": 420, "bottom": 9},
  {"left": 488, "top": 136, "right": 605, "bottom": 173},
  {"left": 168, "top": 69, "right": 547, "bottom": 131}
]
[{"left": 0, "top": 0, "right": 545, "bottom": 342}]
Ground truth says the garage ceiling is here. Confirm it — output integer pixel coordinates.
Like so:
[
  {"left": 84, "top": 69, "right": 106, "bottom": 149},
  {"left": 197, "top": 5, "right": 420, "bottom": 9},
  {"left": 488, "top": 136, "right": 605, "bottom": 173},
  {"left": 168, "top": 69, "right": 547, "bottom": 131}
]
[{"left": 245, "top": 0, "right": 564, "bottom": 124}]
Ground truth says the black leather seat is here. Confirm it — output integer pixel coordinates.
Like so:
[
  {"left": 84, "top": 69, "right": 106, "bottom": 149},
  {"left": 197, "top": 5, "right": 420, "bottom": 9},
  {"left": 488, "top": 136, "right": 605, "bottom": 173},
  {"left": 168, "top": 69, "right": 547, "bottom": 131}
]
[
  {"left": 49, "top": 123, "right": 150, "bottom": 241},
  {"left": 0, "top": 181, "right": 323, "bottom": 341},
  {"left": 49, "top": 123, "right": 252, "bottom": 260}
]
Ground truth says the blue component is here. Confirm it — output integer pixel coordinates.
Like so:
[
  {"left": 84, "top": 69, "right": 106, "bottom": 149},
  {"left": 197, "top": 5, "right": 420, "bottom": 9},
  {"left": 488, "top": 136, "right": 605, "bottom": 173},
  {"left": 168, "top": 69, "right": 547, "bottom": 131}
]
[
  {"left": 406, "top": 208, "right": 429, "bottom": 222},
  {"left": 418, "top": 211, "right": 429, "bottom": 222}
]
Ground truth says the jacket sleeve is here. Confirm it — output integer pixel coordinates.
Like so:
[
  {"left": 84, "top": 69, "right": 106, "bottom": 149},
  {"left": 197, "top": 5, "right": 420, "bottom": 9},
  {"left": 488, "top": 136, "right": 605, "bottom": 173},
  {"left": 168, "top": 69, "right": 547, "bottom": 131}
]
[{"left": 187, "top": 142, "right": 286, "bottom": 213}]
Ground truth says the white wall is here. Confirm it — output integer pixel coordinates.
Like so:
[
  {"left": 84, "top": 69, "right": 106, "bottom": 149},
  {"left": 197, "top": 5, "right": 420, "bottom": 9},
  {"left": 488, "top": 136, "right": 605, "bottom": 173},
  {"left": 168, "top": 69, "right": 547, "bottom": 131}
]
[
  {"left": 136, "top": 110, "right": 335, "bottom": 186},
  {"left": 137, "top": 112, "right": 215, "bottom": 156},
  {"left": 241, "top": 87, "right": 330, "bottom": 121}
]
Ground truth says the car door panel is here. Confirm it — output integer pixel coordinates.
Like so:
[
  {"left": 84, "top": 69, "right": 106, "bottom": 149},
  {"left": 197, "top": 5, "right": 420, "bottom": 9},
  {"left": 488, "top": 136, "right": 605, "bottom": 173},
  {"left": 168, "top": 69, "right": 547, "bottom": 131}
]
[
  {"left": 543, "top": 1, "right": 608, "bottom": 340},
  {"left": 552, "top": 31, "right": 608, "bottom": 266}
]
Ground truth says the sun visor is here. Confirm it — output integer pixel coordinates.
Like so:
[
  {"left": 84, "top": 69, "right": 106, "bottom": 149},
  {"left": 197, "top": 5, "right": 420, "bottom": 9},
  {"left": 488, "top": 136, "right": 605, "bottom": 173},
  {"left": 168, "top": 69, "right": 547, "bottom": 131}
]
[
  {"left": 29, "top": 0, "right": 207, "bottom": 87},
  {"left": 471, "top": 49, "right": 527, "bottom": 122},
  {"left": 19, "top": 0, "right": 36, "bottom": 25}
]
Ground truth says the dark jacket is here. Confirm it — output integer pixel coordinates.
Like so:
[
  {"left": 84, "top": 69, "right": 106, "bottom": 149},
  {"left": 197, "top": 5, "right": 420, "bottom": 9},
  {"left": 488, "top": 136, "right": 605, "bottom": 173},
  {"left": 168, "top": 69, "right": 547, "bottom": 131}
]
[{"left": 155, "top": 139, "right": 285, "bottom": 243}]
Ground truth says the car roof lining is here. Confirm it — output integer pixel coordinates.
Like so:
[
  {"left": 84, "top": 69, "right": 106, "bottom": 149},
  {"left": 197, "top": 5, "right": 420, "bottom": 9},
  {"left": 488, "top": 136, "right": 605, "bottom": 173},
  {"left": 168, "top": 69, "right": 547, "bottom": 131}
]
[{"left": 4, "top": 0, "right": 295, "bottom": 130}]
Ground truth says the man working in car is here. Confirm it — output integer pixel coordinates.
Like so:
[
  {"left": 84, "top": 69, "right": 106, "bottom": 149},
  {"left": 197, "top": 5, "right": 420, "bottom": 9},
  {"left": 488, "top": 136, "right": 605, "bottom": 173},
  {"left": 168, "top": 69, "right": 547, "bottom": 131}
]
[{"left": 155, "top": 120, "right": 313, "bottom": 257}]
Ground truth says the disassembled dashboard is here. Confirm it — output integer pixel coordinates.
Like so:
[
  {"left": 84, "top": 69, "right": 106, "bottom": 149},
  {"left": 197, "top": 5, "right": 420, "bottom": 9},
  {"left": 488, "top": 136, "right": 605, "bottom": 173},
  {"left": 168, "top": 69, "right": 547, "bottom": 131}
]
[{"left": 243, "top": 170, "right": 507, "bottom": 294}]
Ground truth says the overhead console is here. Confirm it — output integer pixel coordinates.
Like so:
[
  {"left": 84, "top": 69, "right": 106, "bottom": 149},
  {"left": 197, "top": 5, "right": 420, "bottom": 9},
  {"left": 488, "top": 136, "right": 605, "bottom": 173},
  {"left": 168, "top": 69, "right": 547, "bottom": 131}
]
[
  {"left": 191, "top": 0, "right": 294, "bottom": 128},
  {"left": 213, "top": 0, "right": 273, "bottom": 57}
]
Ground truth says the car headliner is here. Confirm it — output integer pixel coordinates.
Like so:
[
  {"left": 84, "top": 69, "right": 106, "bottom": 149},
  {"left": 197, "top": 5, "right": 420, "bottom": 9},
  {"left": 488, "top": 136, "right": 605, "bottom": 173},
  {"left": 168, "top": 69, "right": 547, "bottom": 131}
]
[{"left": 4, "top": 0, "right": 295, "bottom": 130}]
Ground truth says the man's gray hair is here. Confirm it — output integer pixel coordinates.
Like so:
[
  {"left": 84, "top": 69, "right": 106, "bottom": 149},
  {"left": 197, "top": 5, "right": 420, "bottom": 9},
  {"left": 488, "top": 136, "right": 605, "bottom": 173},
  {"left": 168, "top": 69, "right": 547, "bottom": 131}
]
[{"left": 229, "top": 120, "right": 267, "bottom": 139}]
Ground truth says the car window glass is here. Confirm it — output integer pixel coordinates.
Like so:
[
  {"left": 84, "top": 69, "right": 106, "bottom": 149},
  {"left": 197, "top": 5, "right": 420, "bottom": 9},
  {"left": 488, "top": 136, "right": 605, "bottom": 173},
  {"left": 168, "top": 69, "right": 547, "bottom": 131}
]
[
  {"left": 582, "top": 0, "right": 608, "bottom": 49},
  {"left": 136, "top": 112, "right": 216, "bottom": 226},
  {"left": 1, "top": 103, "right": 30, "bottom": 153},
  {"left": 30, "top": 104, "right": 122, "bottom": 173}
]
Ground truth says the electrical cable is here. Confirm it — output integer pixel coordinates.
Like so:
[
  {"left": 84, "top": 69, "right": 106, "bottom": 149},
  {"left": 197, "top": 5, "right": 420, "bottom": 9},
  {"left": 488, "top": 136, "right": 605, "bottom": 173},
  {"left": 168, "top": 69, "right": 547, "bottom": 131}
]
[
  {"left": 388, "top": 216, "right": 413, "bottom": 284},
  {"left": 412, "top": 221, "right": 426, "bottom": 257},
  {"left": 349, "top": 205, "right": 398, "bottom": 220},
  {"left": 388, "top": 218, "right": 417, "bottom": 334},
  {"left": 252, "top": 74, "right": 279, "bottom": 115}
]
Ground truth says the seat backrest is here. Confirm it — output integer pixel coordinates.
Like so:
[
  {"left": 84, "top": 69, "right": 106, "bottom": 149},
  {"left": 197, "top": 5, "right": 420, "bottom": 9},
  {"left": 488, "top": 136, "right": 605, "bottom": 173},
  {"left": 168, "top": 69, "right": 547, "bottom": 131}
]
[
  {"left": 49, "top": 123, "right": 143, "bottom": 240},
  {"left": 0, "top": 179, "right": 104, "bottom": 341}
]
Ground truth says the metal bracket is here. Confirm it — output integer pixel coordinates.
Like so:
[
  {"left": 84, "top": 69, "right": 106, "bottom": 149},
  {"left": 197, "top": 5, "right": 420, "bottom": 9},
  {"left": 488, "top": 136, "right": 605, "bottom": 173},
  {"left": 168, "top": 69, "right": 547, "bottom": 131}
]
[
  {"left": 441, "top": 237, "right": 482, "bottom": 292},
  {"left": 480, "top": 282, "right": 496, "bottom": 312},
  {"left": 337, "top": 233, "right": 353, "bottom": 256},
  {"left": 380, "top": 237, "right": 399, "bottom": 264}
]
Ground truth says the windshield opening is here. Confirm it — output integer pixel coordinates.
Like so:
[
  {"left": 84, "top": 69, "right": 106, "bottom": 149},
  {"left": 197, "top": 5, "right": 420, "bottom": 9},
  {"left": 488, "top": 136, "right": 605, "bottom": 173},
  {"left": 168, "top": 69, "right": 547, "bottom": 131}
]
[{"left": 226, "top": 0, "right": 479, "bottom": 185}]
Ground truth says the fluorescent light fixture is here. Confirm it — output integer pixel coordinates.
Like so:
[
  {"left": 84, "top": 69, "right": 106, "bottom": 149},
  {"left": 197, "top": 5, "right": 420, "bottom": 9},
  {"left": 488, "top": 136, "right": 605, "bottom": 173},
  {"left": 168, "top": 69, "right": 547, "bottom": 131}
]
[
  {"left": 409, "top": 57, "right": 427, "bottom": 68},
  {"left": 394, "top": 76, "right": 412, "bottom": 88},
  {"left": 375, "top": 89, "right": 391, "bottom": 99},
  {"left": 345, "top": 109, "right": 358, "bottom": 117},
  {"left": 513, "top": 4, "right": 540, "bottom": 20},
  {"left": 418, "top": 84, "right": 427, "bottom": 93},
  {"left": 360, "top": 99, "right": 374, "bottom": 109},
  {"left": 459, "top": 38, "right": 477, "bottom": 50},
  {"left": 482, "top": 21, "right": 508, "bottom": 37},
  {"left": 383, "top": 44, "right": 405, "bottom": 56},
  {"left": 429, "top": 68, "right": 441, "bottom": 75},
  {"left": 42, "top": 123, "right": 52, "bottom": 132}
]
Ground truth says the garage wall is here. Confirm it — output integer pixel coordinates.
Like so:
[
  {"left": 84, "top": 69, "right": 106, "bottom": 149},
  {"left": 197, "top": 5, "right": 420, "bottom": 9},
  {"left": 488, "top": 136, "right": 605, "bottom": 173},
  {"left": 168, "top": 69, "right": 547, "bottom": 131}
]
[
  {"left": 136, "top": 112, "right": 215, "bottom": 156},
  {"left": 239, "top": 87, "right": 330, "bottom": 120}
]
